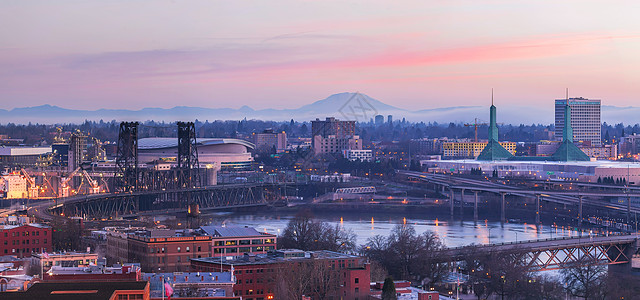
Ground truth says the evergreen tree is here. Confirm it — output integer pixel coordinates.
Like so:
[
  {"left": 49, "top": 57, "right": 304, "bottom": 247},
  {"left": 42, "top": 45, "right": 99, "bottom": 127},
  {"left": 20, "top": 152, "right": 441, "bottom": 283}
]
[{"left": 381, "top": 277, "right": 397, "bottom": 300}]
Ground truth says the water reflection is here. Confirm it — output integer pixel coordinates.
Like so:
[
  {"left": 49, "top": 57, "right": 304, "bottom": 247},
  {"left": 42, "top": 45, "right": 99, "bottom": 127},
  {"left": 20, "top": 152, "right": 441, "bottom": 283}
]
[{"left": 203, "top": 212, "right": 583, "bottom": 247}]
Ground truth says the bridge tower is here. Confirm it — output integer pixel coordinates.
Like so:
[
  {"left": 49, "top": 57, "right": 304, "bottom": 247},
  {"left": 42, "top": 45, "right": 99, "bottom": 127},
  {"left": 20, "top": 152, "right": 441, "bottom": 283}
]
[
  {"left": 177, "top": 121, "right": 200, "bottom": 188},
  {"left": 115, "top": 122, "right": 139, "bottom": 192}
]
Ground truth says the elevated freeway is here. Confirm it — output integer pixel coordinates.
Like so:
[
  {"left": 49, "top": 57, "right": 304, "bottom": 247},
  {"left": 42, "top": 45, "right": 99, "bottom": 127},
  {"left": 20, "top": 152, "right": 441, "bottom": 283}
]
[{"left": 400, "top": 171, "right": 640, "bottom": 224}]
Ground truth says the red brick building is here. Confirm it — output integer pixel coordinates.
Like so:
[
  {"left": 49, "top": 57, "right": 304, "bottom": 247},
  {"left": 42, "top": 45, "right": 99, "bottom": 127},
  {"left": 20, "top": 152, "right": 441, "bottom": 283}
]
[
  {"left": 191, "top": 249, "right": 371, "bottom": 300},
  {"left": 0, "top": 224, "right": 51, "bottom": 258},
  {"left": 106, "top": 229, "right": 212, "bottom": 273},
  {"left": 200, "top": 226, "right": 276, "bottom": 257}
]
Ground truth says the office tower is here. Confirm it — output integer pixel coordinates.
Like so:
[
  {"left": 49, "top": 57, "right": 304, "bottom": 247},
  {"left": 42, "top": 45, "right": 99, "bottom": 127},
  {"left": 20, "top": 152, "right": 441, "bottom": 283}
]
[{"left": 555, "top": 97, "right": 601, "bottom": 146}]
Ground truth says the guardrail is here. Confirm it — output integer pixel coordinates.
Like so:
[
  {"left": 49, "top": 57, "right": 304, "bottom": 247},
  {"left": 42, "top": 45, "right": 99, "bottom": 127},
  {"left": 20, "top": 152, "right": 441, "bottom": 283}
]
[{"left": 444, "top": 232, "right": 635, "bottom": 251}]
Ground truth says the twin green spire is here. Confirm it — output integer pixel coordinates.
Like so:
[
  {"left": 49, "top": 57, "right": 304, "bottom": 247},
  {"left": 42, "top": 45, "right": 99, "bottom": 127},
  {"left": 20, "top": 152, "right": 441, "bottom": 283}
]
[{"left": 476, "top": 89, "right": 589, "bottom": 162}]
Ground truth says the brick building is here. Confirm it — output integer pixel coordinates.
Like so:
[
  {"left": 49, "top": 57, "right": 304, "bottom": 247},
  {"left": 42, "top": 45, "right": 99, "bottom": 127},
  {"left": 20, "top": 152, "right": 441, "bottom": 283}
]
[
  {"left": 0, "top": 281, "right": 150, "bottom": 300},
  {"left": 191, "top": 249, "right": 370, "bottom": 300},
  {"left": 0, "top": 224, "right": 51, "bottom": 258},
  {"left": 200, "top": 226, "right": 276, "bottom": 257},
  {"left": 106, "top": 229, "right": 212, "bottom": 273}
]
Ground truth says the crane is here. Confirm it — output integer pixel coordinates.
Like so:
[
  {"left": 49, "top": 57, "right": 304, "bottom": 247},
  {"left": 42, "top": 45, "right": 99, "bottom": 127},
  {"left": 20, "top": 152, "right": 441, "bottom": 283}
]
[
  {"left": 19, "top": 169, "right": 38, "bottom": 199},
  {"left": 464, "top": 118, "right": 488, "bottom": 143},
  {"left": 464, "top": 118, "right": 503, "bottom": 142},
  {"left": 81, "top": 170, "right": 101, "bottom": 194},
  {"left": 59, "top": 167, "right": 81, "bottom": 198}
]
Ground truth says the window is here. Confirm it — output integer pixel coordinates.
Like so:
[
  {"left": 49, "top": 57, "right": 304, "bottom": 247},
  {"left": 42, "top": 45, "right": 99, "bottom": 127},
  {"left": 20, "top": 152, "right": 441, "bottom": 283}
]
[
  {"left": 239, "top": 240, "right": 251, "bottom": 245},
  {"left": 355, "top": 278, "right": 359, "bottom": 284},
  {"left": 177, "top": 247, "right": 181, "bottom": 252},
  {"left": 197, "top": 246, "right": 201, "bottom": 252},
  {"left": 186, "top": 246, "right": 190, "bottom": 252}
]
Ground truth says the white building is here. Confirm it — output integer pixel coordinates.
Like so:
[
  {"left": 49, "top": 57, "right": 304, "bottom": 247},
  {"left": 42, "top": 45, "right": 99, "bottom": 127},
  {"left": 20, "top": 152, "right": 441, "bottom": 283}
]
[
  {"left": 0, "top": 174, "right": 28, "bottom": 199},
  {"left": 555, "top": 98, "right": 601, "bottom": 146},
  {"left": 342, "top": 149, "right": 372, "bottom": 162},
  {"left": 138, "top": 138, "right": 254, "bottom": 170},
  {"left": 421, "top": 159, "right": 640, "bottom": 185}
]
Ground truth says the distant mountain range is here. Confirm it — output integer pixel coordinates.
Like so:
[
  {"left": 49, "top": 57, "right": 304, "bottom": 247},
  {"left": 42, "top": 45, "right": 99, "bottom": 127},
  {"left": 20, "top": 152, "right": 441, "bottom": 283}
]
[{"left": 1, "top": 92, "right": 638, "bottom": 125}]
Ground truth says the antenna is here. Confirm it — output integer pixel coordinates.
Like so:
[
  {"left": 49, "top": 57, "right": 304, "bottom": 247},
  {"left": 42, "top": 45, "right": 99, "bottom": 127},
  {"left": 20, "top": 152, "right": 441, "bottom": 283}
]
[
  {"left": 491, "top": 88, "right": 494, "bottom": 106},
  {"left": 566, "top": 88, "right": 568, "bottom": 101}
]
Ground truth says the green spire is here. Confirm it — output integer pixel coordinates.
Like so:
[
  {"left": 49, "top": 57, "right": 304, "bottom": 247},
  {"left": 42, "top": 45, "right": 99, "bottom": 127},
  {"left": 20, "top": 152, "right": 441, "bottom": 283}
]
[
  {"left": 477, "top": 89, "right": 514, "bottom": 161},
  {"left": 563, "top": 104, "right": 573, "bottom": 142},
  {"left": 550, "top": 96, "right": 590, "bottom": 161}
]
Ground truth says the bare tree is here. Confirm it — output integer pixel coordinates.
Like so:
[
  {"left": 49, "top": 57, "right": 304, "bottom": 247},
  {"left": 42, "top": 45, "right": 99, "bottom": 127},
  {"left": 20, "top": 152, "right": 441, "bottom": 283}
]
[
  {"left": 274, "top": 262, "right": 312, "bottom": 300},
  {"left": 274, "top": 259, "right": 340, "bottom": 300},
  {"left": 561, "top": 256, "right": 607, "bottom": 300},
  {"left": 361, "top": 224, "right": 446, "bottom": 284},
  {"left": 279, "top": 210, "right": 356, "bottom": 252}
]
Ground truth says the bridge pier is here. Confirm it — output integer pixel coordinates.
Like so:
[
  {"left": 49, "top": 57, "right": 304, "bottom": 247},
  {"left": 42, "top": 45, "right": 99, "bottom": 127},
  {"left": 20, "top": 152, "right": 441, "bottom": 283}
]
[
  {"left": 474, "top": 191, "right": 478, "bottom": 221},
  {"left": 500, "top": 192, "right": 506, "bottom": 224},
  {"left": 578, "top": 195, "right": 583, "bottom": 229},
  {"left": 535, "top": 194, "right": 541, "bottom": 224},
  {"left": 449, "top": 188, "right": 454, "bottom": 218},
  {"left": 460, "top": 188, "right": 465, "bottom": 217}
]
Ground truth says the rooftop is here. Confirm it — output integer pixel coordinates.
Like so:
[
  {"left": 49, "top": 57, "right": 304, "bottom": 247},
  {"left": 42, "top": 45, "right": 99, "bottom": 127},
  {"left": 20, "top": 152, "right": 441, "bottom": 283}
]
[
  {"left": 191, "top": 250, "right": 361, "bottom": 267},
  {"left": 200, "top": 225, "right": 270, "bottom": 238},
  {"left": 138, "top": 137, "right": 254, "bottom": 150},
  {"left": 0, "top": 281, "right": 149, "bottom": 300},
  {"left": 0, "top": 223, "right": 51, "bottom": 231}
]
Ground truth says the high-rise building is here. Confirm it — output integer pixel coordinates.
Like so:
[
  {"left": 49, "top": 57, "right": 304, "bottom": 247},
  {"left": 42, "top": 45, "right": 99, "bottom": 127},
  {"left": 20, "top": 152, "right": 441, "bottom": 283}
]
[
  {"left": 387, "top": 115, "right": 393, "bottom": 124},
  {"left": 374, "top": 115, "right": 384, "bottom": 126},
  {"left": 252, "top": 129, "right": 287, "bottom": 153},
  {"left": 311, "top": 117, "right": 356, "bottom": 148},
  {"left": 555, "top": 98, "right": 601, "bottom": 146}
]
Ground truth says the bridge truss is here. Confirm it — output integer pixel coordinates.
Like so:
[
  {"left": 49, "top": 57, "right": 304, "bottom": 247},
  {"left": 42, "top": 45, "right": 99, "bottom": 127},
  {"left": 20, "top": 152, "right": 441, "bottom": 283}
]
[
  {"left": 50, "top": 184, "right": 269, "bottom": 220},
  {"left": 524, "top": 242, "right": 630, "bottom": 271},
  {"left": 335, "top": 186, "right": 377, "bottom": 194},
  {"left": 442, "top": 235, "right": 636, "bottom": 272}
]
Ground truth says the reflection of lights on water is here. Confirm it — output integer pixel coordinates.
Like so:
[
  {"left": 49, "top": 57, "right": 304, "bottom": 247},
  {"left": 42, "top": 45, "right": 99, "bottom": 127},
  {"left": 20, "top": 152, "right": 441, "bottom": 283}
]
[
  {"left": 435, "top": 219, "right": 439, "bottom": 227},
  {"left": 403, "top": 217, "right": 407, "bottom": 225}
]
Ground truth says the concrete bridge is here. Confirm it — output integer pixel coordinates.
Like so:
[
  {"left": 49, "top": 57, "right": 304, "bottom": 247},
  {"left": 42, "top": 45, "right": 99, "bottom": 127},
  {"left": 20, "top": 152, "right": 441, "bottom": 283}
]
[
  {"left": 438, "top": 234, "right": 639, "bottom": 272},
  {"left": 400, "top": 171, "right": 640, "bottom": 225}
]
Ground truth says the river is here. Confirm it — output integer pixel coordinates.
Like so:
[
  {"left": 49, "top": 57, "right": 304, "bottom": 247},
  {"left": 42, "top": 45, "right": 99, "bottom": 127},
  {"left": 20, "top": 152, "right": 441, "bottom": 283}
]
[{"left": 201, "top": 211, "right": 586, "bottom": 247}]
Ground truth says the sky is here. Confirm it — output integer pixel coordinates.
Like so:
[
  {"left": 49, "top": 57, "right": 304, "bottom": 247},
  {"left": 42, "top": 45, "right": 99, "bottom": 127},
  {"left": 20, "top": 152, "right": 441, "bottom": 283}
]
[{"left": 1, "top": 0, "right": 640, "bottom": 111}]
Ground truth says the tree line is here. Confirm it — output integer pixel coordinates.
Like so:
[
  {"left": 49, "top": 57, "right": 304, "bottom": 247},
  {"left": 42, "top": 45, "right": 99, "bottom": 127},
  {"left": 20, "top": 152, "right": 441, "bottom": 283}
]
[{"left": 277, "top": 211, "right": 640, "bottom": 299}]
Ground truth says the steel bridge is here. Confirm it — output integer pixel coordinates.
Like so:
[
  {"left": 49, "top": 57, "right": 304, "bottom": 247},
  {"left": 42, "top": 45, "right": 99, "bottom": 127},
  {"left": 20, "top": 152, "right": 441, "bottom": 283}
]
[
  {"left": 438, "top": 234, "right": 638, "bottom": 272},
  {"left": 334, "top": 186, "right": 377, "bottom": 194},
  {"left": 43, "top": 184, "right": 279, "bottom": 220}
]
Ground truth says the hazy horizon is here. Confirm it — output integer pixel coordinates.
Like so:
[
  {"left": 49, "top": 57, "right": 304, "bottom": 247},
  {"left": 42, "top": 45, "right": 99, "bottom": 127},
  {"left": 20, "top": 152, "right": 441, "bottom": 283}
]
[{"left": 2, "top": 1, "right": 640, "bottom": 111}]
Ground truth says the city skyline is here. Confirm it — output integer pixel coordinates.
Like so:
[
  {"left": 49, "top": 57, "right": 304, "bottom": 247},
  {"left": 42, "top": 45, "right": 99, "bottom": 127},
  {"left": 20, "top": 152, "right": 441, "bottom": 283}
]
[{"left": 2, "top": 1, "right": 640, "bottom": 111}]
